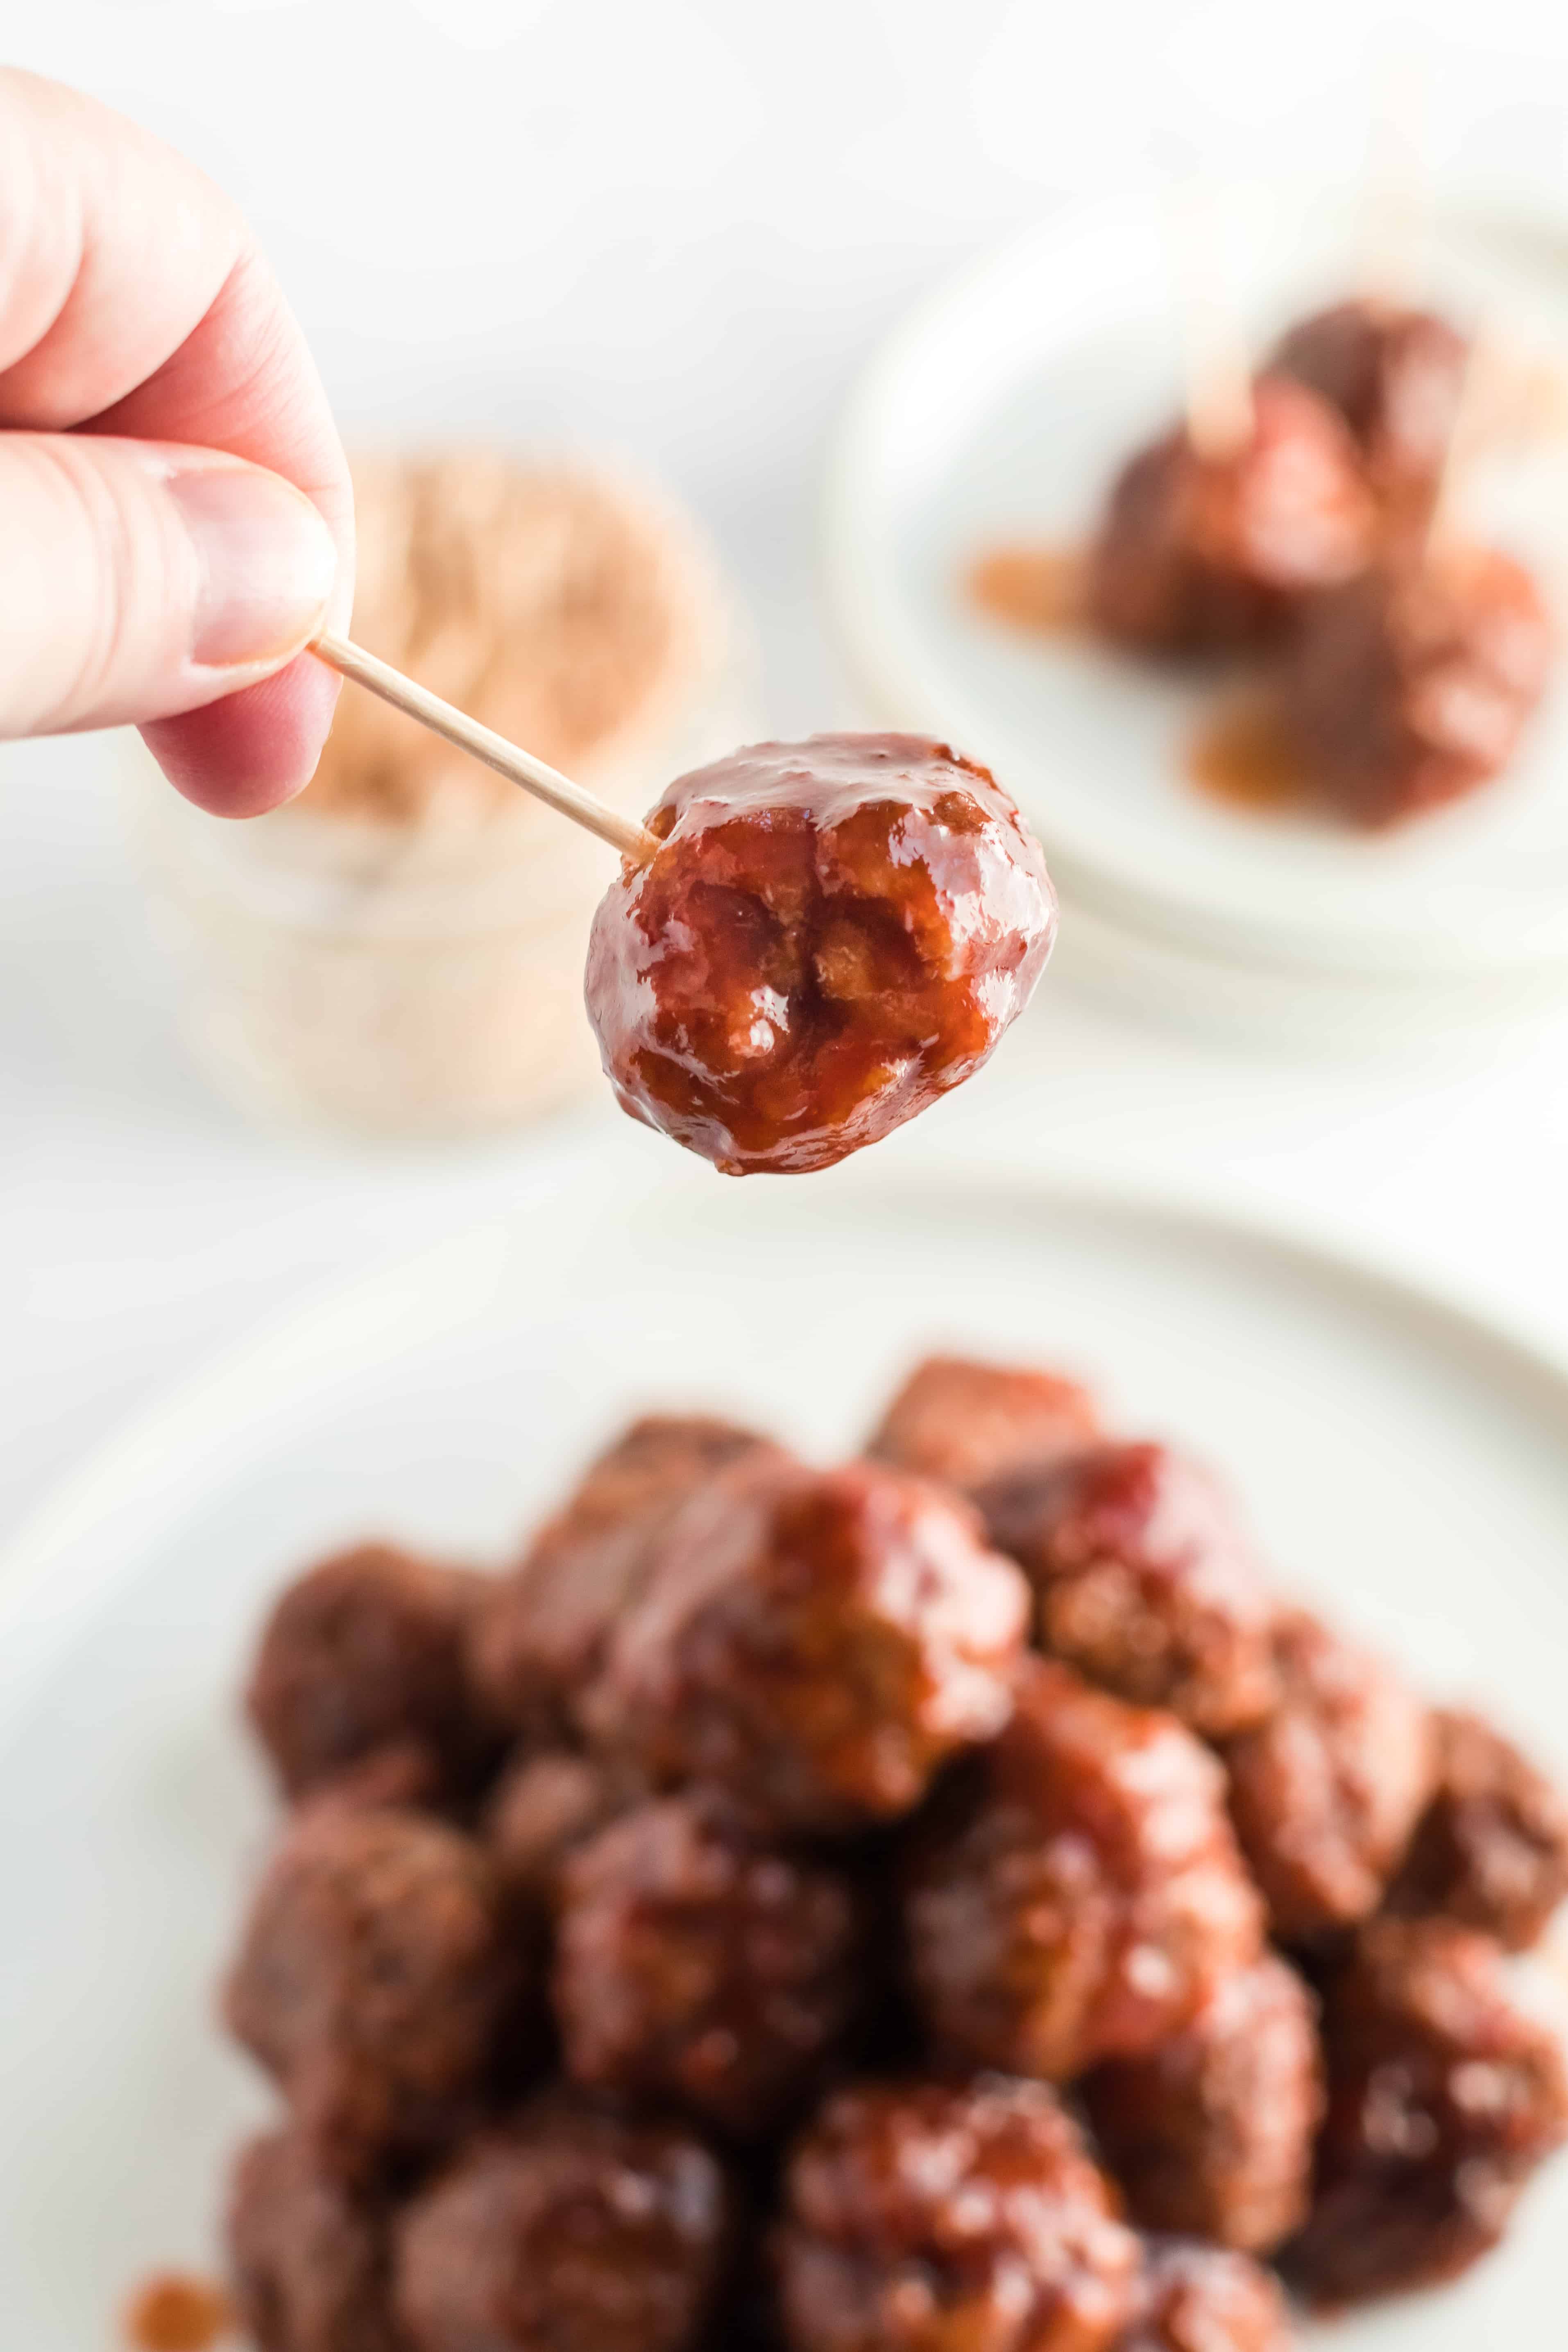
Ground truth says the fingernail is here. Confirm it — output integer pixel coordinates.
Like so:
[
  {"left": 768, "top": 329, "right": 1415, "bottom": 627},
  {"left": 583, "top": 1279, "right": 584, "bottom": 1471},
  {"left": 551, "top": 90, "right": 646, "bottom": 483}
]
[{"left": 169, "top": 465, "right": 338, "bottom": 668}]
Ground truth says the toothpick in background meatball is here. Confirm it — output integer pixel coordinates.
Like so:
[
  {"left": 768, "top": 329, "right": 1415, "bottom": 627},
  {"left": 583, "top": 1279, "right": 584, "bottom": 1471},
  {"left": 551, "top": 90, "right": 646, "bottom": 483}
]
[
  {"left": 1087, "top": 378, "right": 1375, "bottom": 657},
  {"left": 1269, "top": 298, "right": 1469, "bottom": 514}
]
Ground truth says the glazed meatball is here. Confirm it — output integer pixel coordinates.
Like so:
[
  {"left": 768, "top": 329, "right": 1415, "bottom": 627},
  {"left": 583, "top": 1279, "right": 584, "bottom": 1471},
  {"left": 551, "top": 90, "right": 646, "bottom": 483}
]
[
  {"left": 469, "top": 1416, "right": 779, "bottom": 1741},
  {"left": 245, "top": 1544, "right": 489, "bottom": 1804},
  {"left": 226, "top": 2130, "right": 401, "bottom": 2352},
  {"left": 976, "top": 1442, "right": 1280, "bottom": 1738},
  {"left": 485, "top": 1749, "right": 635, "bottom": 1915},
  {"left": 1223, "top": 1612, "right": 1435, "bottom": 1944},
  {"left": 1285, "top": 1915, "right": 1568, "bottom": 2305},
  {"left": 553, "top": 1793, "right": 863, "bottom": 2137},
  {"left": 1117, "top": 2240, "right": 1293, "bottom": 2352},
  {"left": 1269, "top": 298, "right": 1469, "bottom": 511},
  {"left": 224, "top": 1806, "right": 519, "bottom": 2181},
  {"left": 1387, "top": 1707, "right": 1568, "bottom": 1950},
  {"left": 589, "top": 1452, "right": 1031, "bottom": 1833},
  {"left": 864, "top": 1355, "right": 1102, "bottom": 1491},
  {"left": 1279, "top": 544, "right": 1553, "bottom": 827},
  {"left": 906, "top": 1656, "right": 1263, "bottom": 2081},
  {"left": 584, "top": 734, "right": 1056, "bottom": 1176},
  {"left": 1087, "top": 377, "right": 1375, "bottom": 657},
  {"left": 1084, "top": 1954, "right": 1322, "bottom": 2253},
  {"left": 393, "top": 2093, "right": 732, "bottom": 2352},
  {"left": 775, "top": 2075, "right": 1142, "bottom": 2352}
]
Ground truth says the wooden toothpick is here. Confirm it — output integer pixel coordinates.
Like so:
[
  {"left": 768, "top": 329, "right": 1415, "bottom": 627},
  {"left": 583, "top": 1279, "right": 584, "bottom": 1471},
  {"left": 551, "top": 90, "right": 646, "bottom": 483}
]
[
  {"left": 1359, "top": 42, "right": 1428, "bottom": 309},
  {"left": 1171, "top": 177, "right": 1255, "bottom": 462},
  {"left": 1425, "top": 332, "right": 1499, "bottom": 557},
  {"left": 313, "top": 630, "right": 660, "bottom": 864}
]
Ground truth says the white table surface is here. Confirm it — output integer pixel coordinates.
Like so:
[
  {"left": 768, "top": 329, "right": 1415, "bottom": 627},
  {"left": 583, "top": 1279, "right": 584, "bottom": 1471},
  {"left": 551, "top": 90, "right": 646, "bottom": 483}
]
[{"left": 9, "top": 0, "right": 1568, "bottom": 1544}]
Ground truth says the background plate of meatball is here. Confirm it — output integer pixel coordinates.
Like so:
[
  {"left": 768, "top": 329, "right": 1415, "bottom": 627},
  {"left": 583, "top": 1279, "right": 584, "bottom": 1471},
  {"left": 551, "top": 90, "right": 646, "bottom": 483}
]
[
  {"left": 3, "top": 1162, "right": 1568, "bottom": 2350},
  {"left": 824, "top": 181, "right": 1568, "bottom": 1028}
]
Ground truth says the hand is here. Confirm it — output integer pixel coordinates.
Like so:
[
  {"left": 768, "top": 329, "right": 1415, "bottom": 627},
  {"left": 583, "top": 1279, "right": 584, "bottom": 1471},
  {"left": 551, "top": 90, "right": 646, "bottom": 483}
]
[{"left": 0, "top": 69, "right": 353, "bottom": 815}]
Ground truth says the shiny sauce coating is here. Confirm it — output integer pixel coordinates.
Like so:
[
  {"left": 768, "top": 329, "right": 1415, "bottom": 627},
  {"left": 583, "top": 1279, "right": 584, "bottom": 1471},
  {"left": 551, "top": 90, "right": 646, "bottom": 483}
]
[{"left": 584, "top": 734, "right": 1055, "bottom": 1175}]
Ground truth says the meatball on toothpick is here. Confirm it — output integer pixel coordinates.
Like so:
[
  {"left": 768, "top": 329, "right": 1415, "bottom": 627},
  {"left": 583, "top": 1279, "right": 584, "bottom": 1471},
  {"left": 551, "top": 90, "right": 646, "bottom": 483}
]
[{"left": 585, "top": 734, "right": 1055, "bottom": 1176}]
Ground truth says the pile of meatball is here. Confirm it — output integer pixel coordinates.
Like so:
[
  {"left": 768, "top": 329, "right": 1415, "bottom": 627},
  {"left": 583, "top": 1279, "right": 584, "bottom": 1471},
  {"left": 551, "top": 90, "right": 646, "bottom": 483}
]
[
  {"left": 220, "top": 1352, "right": 1568, "bottom": 2352},
  {"left": 1088, "top": 295, "right": 1555, "bottom": 825}
]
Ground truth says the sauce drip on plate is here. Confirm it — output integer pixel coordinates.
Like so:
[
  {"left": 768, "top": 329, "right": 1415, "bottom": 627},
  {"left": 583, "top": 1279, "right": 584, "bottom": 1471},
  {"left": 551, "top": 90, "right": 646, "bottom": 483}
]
[
  {"left": 123, "top": 2273, "right": 233, "bottom": 2351},
  {"left": 1184, "top": 693, "right": 1318, "bottom": 816},
  {"left": 968, "top": 543, "right": 1088, "bottom": 637}
]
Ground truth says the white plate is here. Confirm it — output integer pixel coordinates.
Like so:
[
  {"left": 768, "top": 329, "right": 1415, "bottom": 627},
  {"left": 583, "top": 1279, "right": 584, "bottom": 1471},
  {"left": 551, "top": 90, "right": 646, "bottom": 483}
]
[
  {"left": 823, "top": 185, "right": 1568, "bottom": 983},
  {"left": 3, "top": 1157, "right": 1568, "bottom": 2352}
]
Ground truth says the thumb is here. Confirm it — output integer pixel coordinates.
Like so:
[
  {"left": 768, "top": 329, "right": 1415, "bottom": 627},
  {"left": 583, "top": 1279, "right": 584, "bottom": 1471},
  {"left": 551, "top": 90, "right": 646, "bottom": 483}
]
[{"left": 0, "top": 432, "right": 338, "bottom": 738}]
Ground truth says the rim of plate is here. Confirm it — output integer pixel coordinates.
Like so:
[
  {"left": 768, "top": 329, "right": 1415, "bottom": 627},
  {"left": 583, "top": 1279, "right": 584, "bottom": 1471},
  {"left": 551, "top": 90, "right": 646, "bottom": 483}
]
[{"left": 821, "top": 185, "right": 1568, "bottom": 982}]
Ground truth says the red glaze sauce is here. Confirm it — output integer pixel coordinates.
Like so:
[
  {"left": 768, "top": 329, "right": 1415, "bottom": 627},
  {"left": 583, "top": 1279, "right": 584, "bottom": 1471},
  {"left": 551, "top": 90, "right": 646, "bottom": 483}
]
[
  {"left": 583, "top": 733, "right": 1055, "bottom": 1175},
  {"left": 968, "top": 543, "right": 1089, "bottom": 636},
  {"left": 1185, "top": 691, "right": 1316, "bottom": 815},
  {"left": 123, "top": 2273, "right": 232, "bottom": 2351}
]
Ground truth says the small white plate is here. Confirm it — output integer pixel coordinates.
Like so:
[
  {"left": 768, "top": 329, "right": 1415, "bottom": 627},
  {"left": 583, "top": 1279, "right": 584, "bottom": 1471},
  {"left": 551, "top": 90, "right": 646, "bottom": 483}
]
[
  {"left": 3, "top": 1155, "right": 1567, "bottom": 2350},
  {"left": 824, "top": 185, "right": 1568, "bottom": 986}
]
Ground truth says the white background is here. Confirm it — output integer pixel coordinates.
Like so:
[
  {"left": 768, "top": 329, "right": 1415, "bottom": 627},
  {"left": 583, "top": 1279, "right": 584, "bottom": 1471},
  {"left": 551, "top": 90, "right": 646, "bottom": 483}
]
[{"left": 9, "top": 0, "right": 1568, "bottom": 1539}]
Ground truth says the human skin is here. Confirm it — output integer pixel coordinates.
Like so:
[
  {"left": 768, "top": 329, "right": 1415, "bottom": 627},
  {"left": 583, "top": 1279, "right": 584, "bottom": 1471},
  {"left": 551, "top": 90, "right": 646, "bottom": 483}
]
[{"left": 0, "top": 68, "right": 353, "bottom": 813}]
